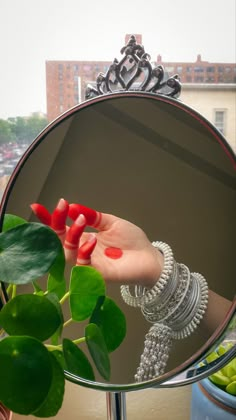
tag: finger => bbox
[30,203,51,226]
[68,203,116,230]
[68,203,101,227]
[51,198,69,236]
[76,233,97,265]
[64,214,87,263]
[64,214,87,250]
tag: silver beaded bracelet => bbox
[120,241,209,382]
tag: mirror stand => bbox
[106,392,127,420]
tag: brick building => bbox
[46,34,236,123]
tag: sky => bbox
[0,0,235,119]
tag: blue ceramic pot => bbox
[191,378,236,420]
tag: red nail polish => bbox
[69,204,100,227]
[64,215,86,250]
[30,203,51,226]
[77,235,97,262]
[51,198,69,232]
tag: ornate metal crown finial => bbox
[86,35,181,99]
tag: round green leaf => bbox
[63,338,95,381]
[209,372,231,387]
[85,323,110,381]
[0,222,62,284]
[33,352,65,417]
[0,336,52,414]
[69,266,106,321]
[51,350,66,370]
[226,381,236,395]
[47,273,66,299]
[0,294,62,341]
[2,214,27,232]
[90,296,126,353]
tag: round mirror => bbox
[0,92,235,392]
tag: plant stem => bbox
[73,337,86,345]
[60,291,70,305]
[46,343,63,351]
[63,318,73,328]
[12,284,17,299]
[46,336,86,351]
[6,284,13,296]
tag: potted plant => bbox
[191,341,236,419]
[0,214,126,417]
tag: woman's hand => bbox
[30,198,97,265]
[31,199,163,286]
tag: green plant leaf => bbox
[90,296,126,353]
[226,381,236,395]
[85,323,110,381]
[33,281,44,294]
[0,336,52,414]
[48,246,66,284]
[0,294,62,341]
[0,222,62,284]
[51,350,66,370]
[209,372,231,387]
[2,213,27,232]
[63,338,95,381]
[69,266,106,321]
[206,351,219,363]
[32,352,65,417]
[46,293,64,345]
[47,273,66,299]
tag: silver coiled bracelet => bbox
[120,241,208,382]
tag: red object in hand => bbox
[77,234,97,265]
[64,214,87,250]
[30,203,52,226]
[51,199,69,235]
[69,204,101,227]
[104,247,123,259]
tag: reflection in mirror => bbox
[1,93,235,389]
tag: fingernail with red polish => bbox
[51,198,69,233]
[30,203,51,226]
[76,234,97,264]
[64,214,86,250]
[69,204,100,227]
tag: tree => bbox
[0,119,16,145]
[0,114,49,146]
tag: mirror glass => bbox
[0,93,235,390]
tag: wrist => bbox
[145,247,164,288]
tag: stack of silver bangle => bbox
[120,241,209,382]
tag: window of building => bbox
[166,66,174,73]
[214,109,226,135]
[207,67,215,72]
[194,67,204,72]
[186,66,192,72]
[194,76,204,82]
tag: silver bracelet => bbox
[121,240,209,382]
[135,323,173,382]
[120,241,175,307]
